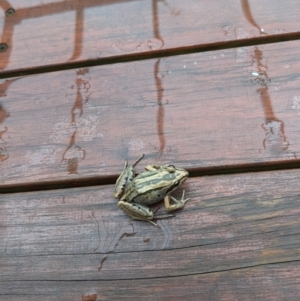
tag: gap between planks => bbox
[1,160,300,194]
[1,31,300,79]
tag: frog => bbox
[114,154,189,226]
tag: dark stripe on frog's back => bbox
[126,171,176,205]
[134,171,176,190]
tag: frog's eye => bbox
[166,180,180,194]
[165,164,176,172]
[174,180,180,187]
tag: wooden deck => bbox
[1,0,300,300]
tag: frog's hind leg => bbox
[118,200,155,223]
[114,160,129,198]
[114,155,144,199]
[118,200,173,226]
[144,164,160,171]
[164,191,190,212]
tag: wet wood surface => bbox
[1,0,300,300]
[1,40,300,187]
[0,0,300,72]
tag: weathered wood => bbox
[0,0,300,71]
[1,2,300,300]
[1,40,300,186]
[2,169,300,284]
[1,263,300,301]
[2,169,300,298]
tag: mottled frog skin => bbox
[114,155,189,226]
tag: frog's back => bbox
[125,170,170,205]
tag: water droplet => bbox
[170,9,180,16]
[147,39,163,50]
[183,65,186,68]
[252,72,259,76]
[292,96,300,110]
[273,83,281,92]
[222,25,232,36]
[101,79,108,87]
[111,43,121,53]
[25,146,58,165]
[128,139,145,151]
[36,97,45,105]
[135,42,145,51]
[235,27,253,39]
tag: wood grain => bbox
[1,263,300,301]
[1,1,300,300]
[0,0,300,72]
[1,40,300,186]
[1,169,300,298]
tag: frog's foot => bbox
[164,190,190,212]
[153,213,175,222]
[152,206,174,221]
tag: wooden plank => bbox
[1,40,300,186]
[2,169,300,276]
[1,263,300,300]
[2,169,300,298]
[0,0,300,72]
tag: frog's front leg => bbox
[114,154,144,198]
[117,200,173,226]
[164,190,190,212]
